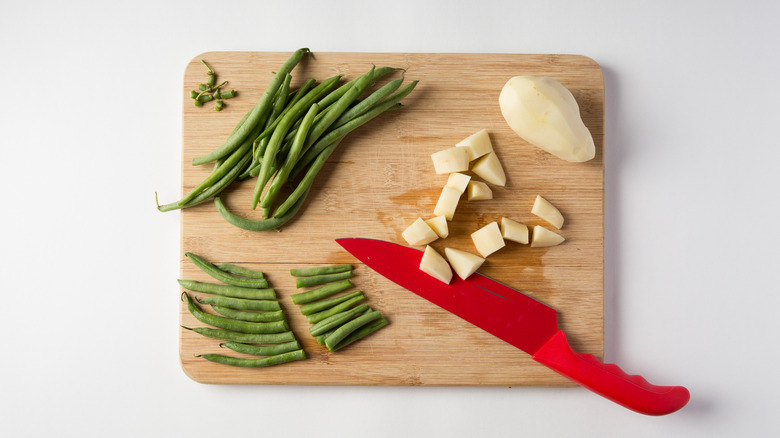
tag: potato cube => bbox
[424,216,449,239]
[433,186,462,220]
[531,195,564,229]
[530,225,565,247]
[431,146,470,174]
[444,247,485,280]
[500,217,529,244]
[402,217,439,246]
[456,129,493,161]
[446,172,471,194]
[419,245,453,284]
[470,221,505,257]
[467,180,492,201]
[470,152,506,186]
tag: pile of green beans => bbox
[180,252,306,368]
[157,48,418,232]
[290,264,389,352]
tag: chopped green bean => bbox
[195,295,281,311]
[196,349,306,367]
[211,306,285,323]
[220,341,301,356]
[190,90,199,99]
[185,252,269,288]
[295,270,353,288]
[298,290,363,315]
[215,264,265,279]
[215,100,224,111]
[290,264,352,277]
[177,279,275,299]
[330,316,389,351]
[309,304,368,336]
[183,293,288,333]
[182,326,296,343]
[307,294,365,324]
[290,279,353,305]
[325,310,383,351]
[217,90,236,99]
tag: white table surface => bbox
[2,0,778,436]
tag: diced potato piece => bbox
[402,217,439,246]
[446,172,471,194]
[419,245,452,284]
[455,129,493,161]
[431,146,470,174]
[500,217,529,244]
[530,225,565,248]
[467,180,492,201]
[470,222,505,257]
[470,152,506,186]
[424,216,449,239]
[433,186,462,220]
[444,247,485,280]
[531,195,564,229]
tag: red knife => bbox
[336,237,690,416]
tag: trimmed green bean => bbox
[298,290,363,315]
[196,349,306,367]
[177,279,275,299]
[295,270,353,288]
[192,48,309,166]
[290,279,352,305]
[215,264,265,279]
[330,316,389,351]
[182,326,296,344]
[324,310,382,351]
[330,76,404,130]
[309,304,368,336]
[290,264,352,277]
[211,306,285,323]
[185,252,269,288]
[195,295,281,311]
[316,66,399,108]
[183,293,288,333]
[307,294,365,324]
[215,100,224,111]
[213,187,310,231]
[220,341,301,357]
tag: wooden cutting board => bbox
[177,51,604,386]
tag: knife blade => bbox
[336,237,690,416]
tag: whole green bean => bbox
[298,290,363,315]
[295,270,353,288]
[290,279,353,305]
[252,74,293,159]
[185,252,269,288]
[331,75,404,129]
[220,341,301,357]
[309,304,368,336]
[195,295,281,311]
[213,187,310,231]
[215,264,266,279]
[182,326,296,344]
[177,279,275,299]
[196,349,306,367]
[211,306,285,323]
[307,294,365,324]
[192,48,309,166]
[183,293,288,333]
[290,264,352,277]
[324,310,383,351]
[316,66,399,108]
[330,316,389,352]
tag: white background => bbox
[1,0,778,436]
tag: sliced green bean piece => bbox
[290,264,352,277]
[330,316,389,352]
[211,306,285,323]
[182,326,296,344]
[290,279,352,305]
[298,290,363,315]
[183,293,288,333]
[296,270,353,288]
[215,100,224,111]
[307,294,365,324]
[185,252,269,288]
[195,295,281,311]
[213,187,310,231]
[196,349,306,367]
[177,279,275,299]
[324,310,383,351]
[216,264,266,279]
[309,304,368,336]
[192,48,309,166]
[220,341,301,356]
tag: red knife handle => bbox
[532,330,690,416]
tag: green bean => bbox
[290,279,352,305]
[324,310,382,351]
[298,290,363,315]
[330,316,389,351]
[211,306,285,322]
[215,100,224,111]
[183,293,288,333]
[195,295,281,311]
[330,76,404,129]
[192,48,309,166]
[215,264,265,279]
[259,102,320,210]
[194,100,203,107]
[220,341,301,356]
[182,326,296,344]
[213,187,310,231]
[190,90,199,99]
[295,270,353,288]
[290,264,352,277]
[316,66,399,108]
[196,349,306,367]
[217,90,236,99]
[177,279,275,299]
[177,135,254,207]
[309,304,368,336]
[185,252,269,288]
[307,294,365,324]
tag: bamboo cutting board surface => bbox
[177,51,604,386]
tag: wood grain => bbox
[176,52,604,386]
